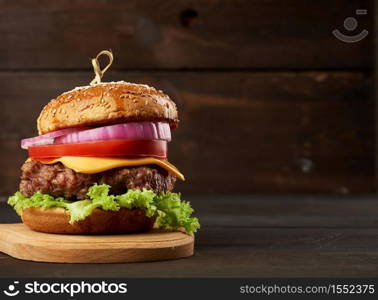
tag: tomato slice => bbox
[28,140,167,159]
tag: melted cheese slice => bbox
[33,157,185,181]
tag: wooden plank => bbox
[193,195,378,228]
[1,196,377,276]
[0,71,373,195]
[375,3,378,193]
[1,228,378,277]
[0,0,373,70]
[196,227,378,248]
[3,195,378,228]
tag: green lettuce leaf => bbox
[8,184,200,234]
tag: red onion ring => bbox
[21,127,88,149]
[21,122,171,149]
[55,122,171,144]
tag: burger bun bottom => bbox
[21,207,155,234]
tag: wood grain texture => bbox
[2,245,378,278]
[1,196,378,277]
[4,194,378,229]
[0,0,372,69]
[375,3,378,192]
[0,224,194,263]
[188,195,378,228]
[0,71,373,195]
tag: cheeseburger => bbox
[8,51,199,235]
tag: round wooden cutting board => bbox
[0,223,194,263]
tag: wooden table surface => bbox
[1,195,378,278]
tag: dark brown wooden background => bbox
[0,0,374,195]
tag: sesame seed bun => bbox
[21,207,155,234]
[37,81,178,135]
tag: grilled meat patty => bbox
[20,160,176,200]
